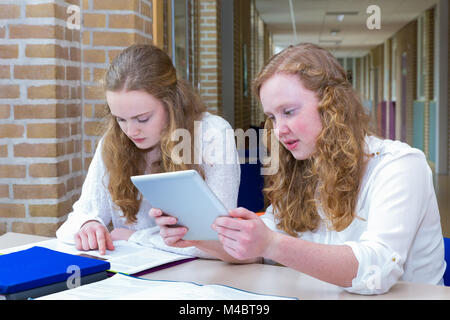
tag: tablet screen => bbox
[131,170,228,240]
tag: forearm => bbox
[193,240,260,264]
[265,232,358,287]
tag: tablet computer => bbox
[131,170,228,240]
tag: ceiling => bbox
[255,0,438,57]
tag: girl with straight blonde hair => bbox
[56,44,240,258]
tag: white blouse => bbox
[56,112,240,258]
[261,135,446,295]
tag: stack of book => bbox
[0,246,110,300]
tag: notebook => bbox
[0,246,110,296]
[38,273,298,300]
[0,239,196,276]
[1,271,107,300]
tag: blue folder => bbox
[0,246,110,294]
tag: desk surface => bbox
[1,232,450,300]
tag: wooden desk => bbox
[1,232,450,300]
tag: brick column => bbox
[0,1,82,235]
[198,0,222,115]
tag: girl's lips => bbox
[132,137,146,143]
[284,140,299,151]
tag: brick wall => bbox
[0,1,83,236]
[0,0,153,236]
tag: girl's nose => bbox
[275,120,289,138]
[126,122,140,137]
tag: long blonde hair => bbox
[102,44,206,223]
[253,43,372,235]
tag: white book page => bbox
[0,239,192,275]
[38,273,296,300]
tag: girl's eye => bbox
[116,117,125,123]
[137,118,149,123]
[284,109,295,115]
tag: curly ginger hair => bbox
[253,43,373,235]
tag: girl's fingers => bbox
[155,215,177,226]
[96,228,107,255]
[105,231,115,251]
[149,208,163,218]
[80,231,90,251]
[87,229,98,250]
[213,223,240,241]
[229,207,259,220]
[160,226,187,238]
[164,235,184,246]
[215,208,259,230]
[74,233,82,251]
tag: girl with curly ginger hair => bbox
[208,43,445,294]
[56,44,240,258]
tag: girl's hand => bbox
[149,208,194,248]
[75,220,115,255]
[212,207,274,260]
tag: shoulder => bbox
[198,112,233,144]
[365,135,428,171]
[90,136,106,164]
[84,136,109,177]
[362,136,433,198]
[199,112,232,131]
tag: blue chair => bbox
[444,237,450,286]
[237,132,265,213]
[237,161,264,213]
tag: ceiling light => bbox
[337,14,345,22]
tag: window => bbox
[417,14,426,100]
[171,0,198,88]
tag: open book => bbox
[38,273,297,300]
[0,239,196,276]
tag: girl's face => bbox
[106,90,168,150]
[260,73,323,160]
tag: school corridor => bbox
[0,0,449,237]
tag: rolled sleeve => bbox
[344,239,403,294]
